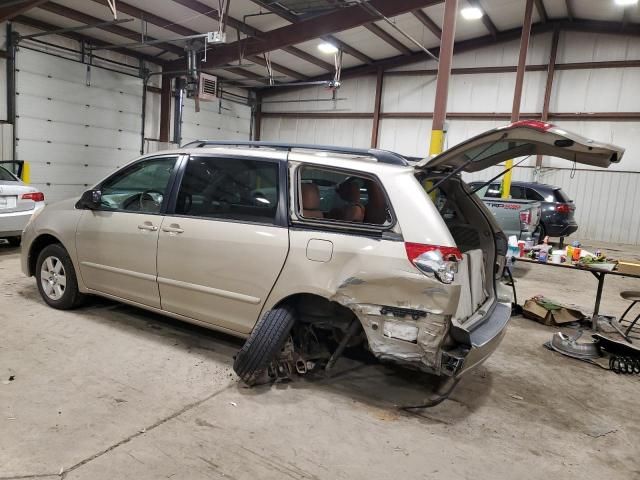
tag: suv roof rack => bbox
[181,140,409,166]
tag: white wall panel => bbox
[262,76,376,113]
[557,32,640,63]
[16,49,143,203]
[261,117,372,148]
[181,96,251,145]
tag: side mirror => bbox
[76,189,102,210]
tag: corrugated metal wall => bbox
[260,31,640,245]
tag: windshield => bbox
[0,165,17,181]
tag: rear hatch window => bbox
[553,188,571,203]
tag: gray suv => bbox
[471,181,577,240]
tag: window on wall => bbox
[174,156,279,224]
[298,166,391,226]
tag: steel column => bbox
[429,0,457,156]
[501,0,534,199]
[253,90,262,141]
[536,29,560,169]
[370,68,384,148]
[159,68,172,143]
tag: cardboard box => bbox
[523,298,584,326]
[616,260,640,276]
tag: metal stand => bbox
[590,270,605,331]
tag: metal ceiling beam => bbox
[467,0,499,39]
[88,0,308,80]
[534,0,548,23]
[38,2,184,56]
[247,0,374,64]
[303,18,640,82]
[169,0,443,71]
[363,22,412,55]
[412,9,442,39]
[565,0,574,22]
[0,0,47,22]
[13,15,164,65]
[170,0,330,72]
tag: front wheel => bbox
[35,243,85,309]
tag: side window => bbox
[175,156,279,224]
[484,183,501,198]
[526,188,545,201]
[100,157,177,213]
[509,185,525,200]
[298,166,391,226]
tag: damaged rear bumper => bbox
[356,300,511,378]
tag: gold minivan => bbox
[21,121,623,401]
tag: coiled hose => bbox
[609,356,640,375]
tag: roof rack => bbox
[180,140,409,166]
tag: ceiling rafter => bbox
[363,22,413,55]
[37,2,184,56]
[168,0,443,71]
[467,0,499,39]
[268,18,640,87]
[88,0,307,80]
[412,8,441,39]
[247,0,374,64]
[13,15,164,65]
[0,0,48,22]
[534,0,548,23]
[170,0,332,72]
[565,0,575,22]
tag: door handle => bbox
[162,224,184,234]
[137,222,158,231]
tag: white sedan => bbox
[0,165,45,247]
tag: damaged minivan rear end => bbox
[234,121,623,398]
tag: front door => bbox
[156,154,289,334]
[76,156,180,308]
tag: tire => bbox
[35,243,86,309]
[7,236,21,247]
[233,305,296,386]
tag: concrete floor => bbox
[1,241,640,480]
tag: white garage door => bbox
[15,48,143,203]
[181,96,251,145]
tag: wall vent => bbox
[198,73,218,101]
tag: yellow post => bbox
[501,159,513,198]
[429,129,445,157]
[22,162,31,184]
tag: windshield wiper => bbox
[467,155,531,196]
[426,133,507,194]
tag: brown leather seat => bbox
[301,183,324,218]
[364,180,387,224]
[333,179,364,222]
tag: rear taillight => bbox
[22,192,45,202]
[519,209,532,225]
[556,203,571,214]
[405,242,461,284]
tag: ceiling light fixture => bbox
[614,0,638,5]
[318,42,339,54]
[461,6,483,20]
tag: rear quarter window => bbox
[0,166,17,181]
[553,189,571,203]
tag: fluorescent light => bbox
[318,42,339,54]
[615,0,638,5]
[461,7,483,19]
